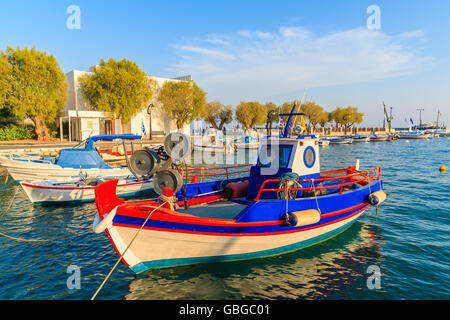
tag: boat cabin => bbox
[246,136,320,200]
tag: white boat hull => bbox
[100,210,363,273]
[20,179,153,204]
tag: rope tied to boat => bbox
[311,178,321,214]
[91,201,168,300]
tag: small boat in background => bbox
[349,135,370,142]
[369,133,389,142]
[234,136,260,149]
[318,139,330,146]
[193,134,235,153]
[0,134,140,181]
[323,137,353,144]
[397,131,433,139]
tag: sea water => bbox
[0,138,448,299]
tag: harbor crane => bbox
[383,101,393,132]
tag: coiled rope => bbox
[91,201,167,300]
[277,172,301,200]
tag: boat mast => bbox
[280,101,304,138]
[436,109,441,128]
[416,108,424,129]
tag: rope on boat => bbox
[0,230,74,243]
[91,201,168,300]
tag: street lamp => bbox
[147,103,154,140]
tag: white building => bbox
[59,70,192,141]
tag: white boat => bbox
[397,130,433,139]
[20,175,153,204]
[318,139,330,146]
[234,136,260,149]
[192,134,235,153]
[0,134,138,182]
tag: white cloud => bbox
[169,26,430,104]
[179,45,235,61]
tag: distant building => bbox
[59,70,192,141]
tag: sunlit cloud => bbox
[169,26,430,104]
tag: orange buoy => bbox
[439,165,446,172]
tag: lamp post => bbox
[147,103,154,140]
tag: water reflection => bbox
[124,222,384,300]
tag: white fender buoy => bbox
[368,190,387,206]
[285,209,320,227]
[93,206,118,233]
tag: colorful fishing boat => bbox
[0,134,139,181]
[20,175,153,204]
[92,102,386,273]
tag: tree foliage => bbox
[300,101,328,132]
[202,101,233,130]
[79,58,156,124]
[265,102,279,123]
[329,106,364,133]
[235,101,266,130]
[158,80,207,129]
[0,46,68,141]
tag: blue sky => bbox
[0,0,449,127]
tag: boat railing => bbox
[254,166,381,201]
[180,164,252,182]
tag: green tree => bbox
[235,101,266,130]
[318,110,329,128]
[264,102,279,122]
[301,101,328,132]
[329,106,364,134]
[79,58,156,125]
[158,80,207,129]
[0,46,68,141]
[202,101,233,130]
